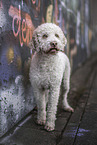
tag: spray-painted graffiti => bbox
[9,5,34,47]
[32,0,36,5]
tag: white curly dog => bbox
[29,23,74,131]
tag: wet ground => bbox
[0,53,97,145]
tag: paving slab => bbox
[57,68,96,145]
[75,69,97,145]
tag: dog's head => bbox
[29,23,67,54]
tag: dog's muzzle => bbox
[46,41,59,54]
[46,47,59,54]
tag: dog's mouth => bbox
[46,47,59,54]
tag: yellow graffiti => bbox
[46,5,53,23]
[17,56,22,71]
[7,47,14,64]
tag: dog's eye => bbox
[55,34,59,38]
[42,34,48,39]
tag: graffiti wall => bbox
[0,0,91,137]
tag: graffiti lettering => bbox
[9,5,35,47]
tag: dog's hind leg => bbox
[62,87,74,112]
[62,61,74,112]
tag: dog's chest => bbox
[39,57,63,76]
[30,52,66,87]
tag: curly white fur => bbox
[29,23,74,131]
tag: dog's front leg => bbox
[33,88,46,125]
[45,87,60,131]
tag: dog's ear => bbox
[29,39,34,49]
[65,37,67,46]
[29,30,40,52]
[63,36,67,47]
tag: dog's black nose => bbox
[50,42,57,47]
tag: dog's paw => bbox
[44,125,55,132]
[63,106,74,112]
[37,119,46,126]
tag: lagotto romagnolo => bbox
[29,23,74,131]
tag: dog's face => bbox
[29,23,67,54]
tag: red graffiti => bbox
[0,0,3,9]
[32,0,41,18]
[32,0,36,4]
[9,5,35,47]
